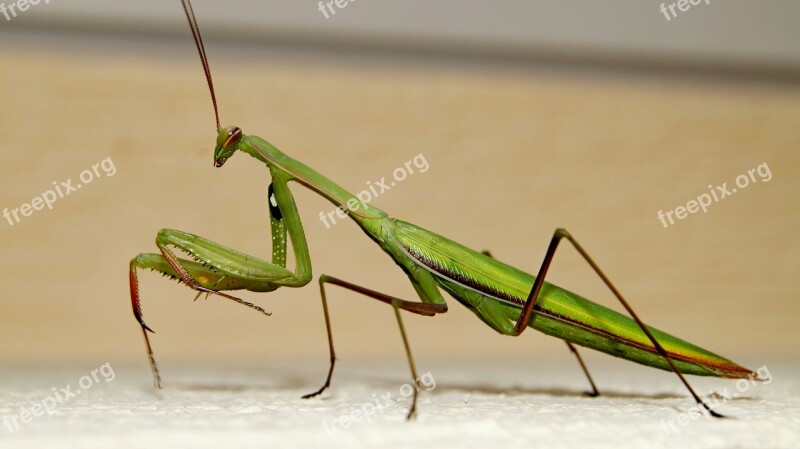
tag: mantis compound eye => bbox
[222,126,242,149]
[214,126,243,167]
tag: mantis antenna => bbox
[180,0,221,130]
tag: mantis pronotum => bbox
[128,0,762,420]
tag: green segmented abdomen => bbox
[389,219,757,379]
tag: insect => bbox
[129,0,762,420]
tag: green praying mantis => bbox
[129,0,763,420]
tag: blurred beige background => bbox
[0,1,798,379]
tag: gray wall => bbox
[2,0,798,76]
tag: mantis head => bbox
[181,3,275,169]
[214,126,243,167]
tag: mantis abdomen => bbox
[388,219,754,379]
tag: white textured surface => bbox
[0,358,798,449]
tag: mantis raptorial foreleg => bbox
[129,174,313,388]
[305,270,447,420]
[513,228,722,417]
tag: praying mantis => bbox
[128,0,763,420]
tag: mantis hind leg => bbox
[565,341,600,397]
[481,249,600,397]
[512,228,723,417]
[304,272,447,420]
